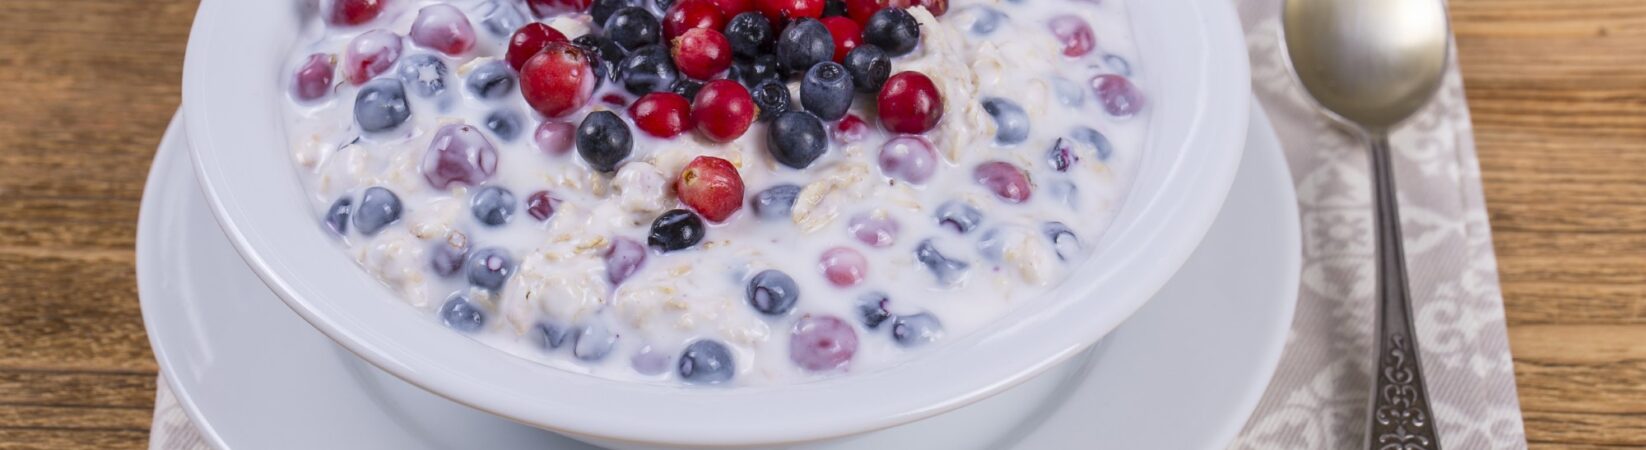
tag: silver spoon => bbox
[1282,0,1450,448]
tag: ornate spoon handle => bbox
[1366,135,1442,450]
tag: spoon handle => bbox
[1366,135,1442,450]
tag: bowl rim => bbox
[181,0,1250,446]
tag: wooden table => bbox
[0,0,1639,448]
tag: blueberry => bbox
[679,339,735,384]
[891,313,943,347]
[470,185,517,226]
[766,110,827,169]
[573,323,618,361]
[605,7,661,52]
[975,228,1007,261]
[725,12,774,58]
[652,0,675,14]
[618,45,678,95]
[1047,179,1079,209]
[535,322,573,349]
[1043,222,1080,261]
[800,61,853,120]
[324,197,351,236]
[354,79,411,133]
[1047,138,1078,172]
[466,60,516,100]
[745,269,799,315]
[981,97,1030,145]
[934,201,982,234]
[915,239,969,285]
[466,247,514,291]
[671,78,704,99]
[1103,54,1133,77]
[397,54,450,98]
[863,8,920,56]
[478,0,527,37]
[574,34,628,82]
[352,186,402,236]
[750,80,792,121]
[750,184,802,219]
[439,294,487,333]
[429,242,468,277]
[857,292,892,329]
[484,109,523,142]
[592,0,645,26]
[1051,76,1085,107]
[775,19,834,76]
[822,0,847,17]
[963,6,1005,35]
[1071,126,1114,160]
[729,54,783,89]
[842,45,890,93]
[576,111,633,173]
[648,209,705,251]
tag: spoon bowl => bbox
[1284,0,1450,131]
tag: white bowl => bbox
[181,0,1249,447]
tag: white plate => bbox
[138,102,1297,450]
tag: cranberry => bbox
[834,113,869,143]
[507,23,570,71]
[974,161,1032,203]
[328,0,386,26]
[692,80,758,142]
[343,30,403,85]
[601,93,631,107]
[672,28,734,80]
[526,190,560,221]
[676,156,746,222]
[876,71,944,134]
[1090,74,1145,117]
[535,120,577,155]
[910,0,947,16]
[604,237,648,285]
[292,53,336,101]
[664,0,727,40]
[520,42,596,118]
[847,212,899,247]
[709,0,756,17]
[789,315,858,372]
[819,247,867,287]
[422,124,499,190]
[410,4,477,55]
[843,0,886,26]
[629,92,695,138]
[877,135,938,184]
[1047,15,1095,57]
[527,0,593,16]
[757,0,825,27]
[819,17,862,63]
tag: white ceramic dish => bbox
[180,0,1249,446]
[141,103,1295,449]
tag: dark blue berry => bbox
[397,54,450,98]
[749,184,802,219]
[1047,138,1078,172]
[981,97,1030,145]
[766,110,827,169]
[775,19,834,76]
[963,6,1005,35]
[574,34,628,82]
[648,209,705,252]
[729,54,783,89]
[354,79,411,133]
[671,78,704,99]
[863,8,920,56]
[746,269,799,315]
[478,0,527,37]
[725,12,775,58]
[822,0,847,17]
[466,60,516,100]
[915,239,969,285]
[484,109,523,142]
[429,243,468,277]
[1103,54,1132,76]
[750,80,792,121]
[891,313,943,347]
[324,197,351,236]
[466,247,514,291]
[605,7,661,52]
[1043,222,1080,261]
[592,0,645,27]
[352,186,402,236]
[573,323,618,361]
[618,45,678,95]
[576,111,633,173]
[535,322,573,349]
[842,45,890,93]
[652,0,675,14]
[679,339,735,384]
[439,294,487,333]
[800,61,853,120]
[857,292,892,329]
[934,201,982,234]
[1072,126,1115,161]
[470,185,517,226]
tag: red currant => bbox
[292,53,336,101]
[692,80,758,142]
[328,0,386,26]
[526,190,561,221]
[757,0,825,27]
[629,92,696,138]
[520,42,596,118]
[819,247,867,287]
[910,0,947,16]
[974,161,1032,203]
[843,0,886,26]
[507,23,569,71]
[664,0,727,40]
[1048,15,1095,57]
[343,30,402,85]
[834,113,869,143]
[1090,74,1145,117]
[876,71,944,134]
[410,4,477,55]
[676,156,746,222]
[819,17,862,63]
[671,28,734,80]
[535,120,576,155]
[709,0,756,17]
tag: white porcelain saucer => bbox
[137,101,1299,450]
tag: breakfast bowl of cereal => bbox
[181,0,1248,446]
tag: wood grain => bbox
[0,0,1640,448]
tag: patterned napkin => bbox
[149,1,1528,448]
